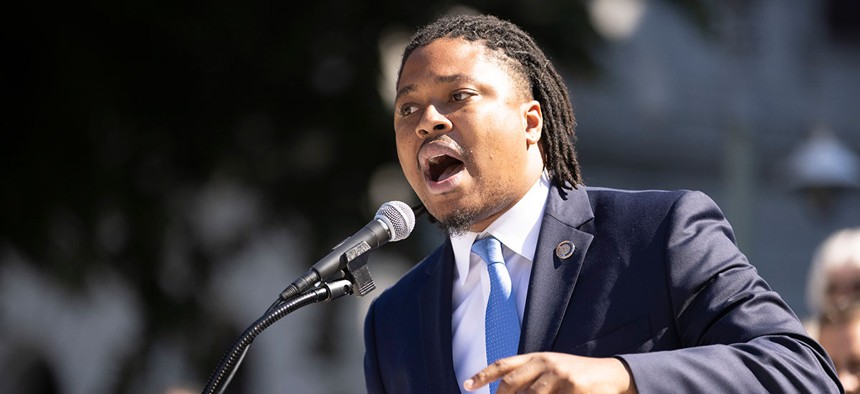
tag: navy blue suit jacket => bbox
[364,185,841,393]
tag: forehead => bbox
[396,37,520,95]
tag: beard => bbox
[431,192,518,237]
[436,206,481,237]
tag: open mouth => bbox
[427,154,465,182]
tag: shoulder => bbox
[571,186,729,242]
[584,185,702,205]
[583,186,720,218]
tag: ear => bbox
[522,100,542,146]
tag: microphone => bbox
[279,200,416,301]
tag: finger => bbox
[464,355,532,391]
[494,359,547,394]
[526,373,559,394]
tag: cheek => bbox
[394,135,421,178]
[393,126,413,155]
[481,130,526,165]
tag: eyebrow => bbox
[395,73,477,101]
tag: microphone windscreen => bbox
[375,201,415,242]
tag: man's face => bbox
[820,318,860,393]
[394,37,544,233]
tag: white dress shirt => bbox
[450,174,550,394]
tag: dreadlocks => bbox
[398,13,583,194]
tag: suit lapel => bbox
[521,185,595,354]
[411,184,595,386]
[417,240,460,391]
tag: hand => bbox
[463,352,637,394]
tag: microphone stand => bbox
[202,251,377,394]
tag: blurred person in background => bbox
[807,228,860,319]
[805,227,860,392]
[818,301,860,394]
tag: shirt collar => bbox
[450,173,551,286]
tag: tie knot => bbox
[472,236,504,266]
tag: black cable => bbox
[264,296,285,315]
[202,287,329,394]
[411,203,427,219]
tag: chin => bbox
[430,204,483,237]
[420,194,456,217]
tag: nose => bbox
[415,104,452,139]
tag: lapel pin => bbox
[555,240,575,259]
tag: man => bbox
[819,303,860,393]
[363,13,840,393]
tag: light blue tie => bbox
[472,236,521,394]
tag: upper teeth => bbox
[428,155,445,165]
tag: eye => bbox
[451,91,474,102]
[398,103,419,116]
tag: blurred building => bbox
[571,0,860,317]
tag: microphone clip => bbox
[343,241,376,297]
[314,236,377,299]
